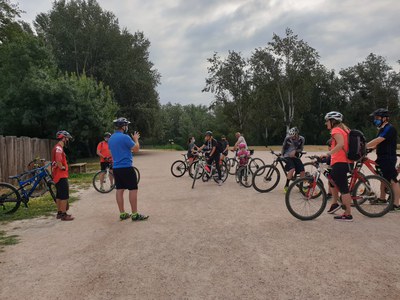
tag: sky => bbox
[17,0,400,106]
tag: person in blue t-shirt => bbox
[108,117,149,221]
[367,108,400,211]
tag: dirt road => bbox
[1,150,400,299]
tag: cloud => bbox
[17,0,400,105]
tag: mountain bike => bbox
[252,149,314,193]
[285,155,394,220]
[191,153,228,189]
[227,149,265,175]
[170,154,198,178]
[92,165,141,193]
[0,162,56,214]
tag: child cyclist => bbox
[237,143,250,167]
[322,111,353,221]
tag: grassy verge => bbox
[0,230,19,251]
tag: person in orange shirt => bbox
[52,130,74,221]
[96,132,114,191]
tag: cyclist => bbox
[96,132,114,192]
[197,131,223,186]
[237,143,250,166]
[220,135,229,162]
[108,117,149,221]
[281,127,305,193]
[322,111,353,221]
[52,130,74,221]
[366,108,400,211]
[187,136,198,165]
[233,132,247,151]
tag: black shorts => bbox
[330,163,351,194]
[284,157,304,173]
[113,167,138,190]
[377,159,398,183]
[100,162,112,171]
[56,178,69,200]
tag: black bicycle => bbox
[93,165,140,193]
[252,149,315,193]
[170,154,198,178]
[0,162,56,214]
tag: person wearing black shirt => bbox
[220,135,229,161]
[197,131,222,186]
[367,108,400,211]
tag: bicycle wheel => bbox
[212,161,229,183]
[0,183,21,214]
[227,158,238,175]
[171,160,187,177]
[134,167,140,184]
[239,166,253,188]
[252,165,280,193]
[285,177,327,221]
[303,162,317,177]
[189,161,203,179]
[249,158,265,174]
[92,170,115,193]
[192,163,204,189]
[352,175,394,218]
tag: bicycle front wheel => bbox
[227,158,238,175]
[0,183,21,214]
[93,170,115,193]
[171,160,187,177]
[238,166,253,188]
[192,163,204,189]
[252,165,280,193]
[249,158,265,174]
[285,177,327,221]
[352,175,394,218]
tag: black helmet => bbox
[104,132,111,137]
[113,117,130,128]
[56,130,73,140]
[370,108,389,118]
[205,131,213,136]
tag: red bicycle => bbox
[285,155,394,220]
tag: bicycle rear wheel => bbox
[249,158,265,174]
[212,161,228,183]
[0,183,21,214]
[352,175,394,217]
[238,166,253,188]
[285,177,327,221]
[171,160,187,177]
[252,165,280,193]
[93,170,115,193]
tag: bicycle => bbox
[285,155,394,220]
[191,152,228,189]
[170,154,198,178]
[252,149,315,193]
[227,149,265,175]
[0,162,56,214]
[235,157,253,188]
[92,164,141,193]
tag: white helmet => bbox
[324,111,343,122]
[288,127,299,136]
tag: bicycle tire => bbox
[134,167,140,184]
[92,170,115,193]
[171,160,187,177]
[352,175,394,218]
[303,162,317,177]
[285,177,327,221]
[252,164,280,193]
[212,161,229,183]
[238,166,253,188]
[227,158,238,175]
[0,182,22,214]
[249,158,265,174]
[192,163,201,189]
[189,162,203,179]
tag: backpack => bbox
[216,140,225,154]
[347,129,366,161]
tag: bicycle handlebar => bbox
[9,162,52,179]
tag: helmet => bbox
[324,111,343,122]
[370,108,389,118]
[205,131,213,136]
[288,127,299,137]
[113,117,130,128]
[56,130,73,140]
[238,143,246,149]
[104,132,111,138]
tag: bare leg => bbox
[391,181,400,206]
[287,169,295,180]
[330,186,339,205]
[299,171,305,178]
[56,199,62,212]
[341,193,352,215]
[128,189,138,213]
[99,172,105,188]
[116,189,125,213]
[59,200,68,213]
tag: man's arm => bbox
[96,144,105,158]
[130,132,140,153]
[367,137,385,149]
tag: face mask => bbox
[192,139,195,143]
[373,119,382,127]
[105,138,109,142]
[124,126,129,134]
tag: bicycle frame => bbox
[269,149,306,178]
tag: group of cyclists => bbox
[186,108,399,222]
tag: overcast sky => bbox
[17,0,400,106]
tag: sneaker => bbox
[131,213,149,221]
[390,205,400,212]
[371,198,388,205]
[119,212,131,220]
[334,214,353,222]
[327,203,341,214]
[218,180,223,186]
[284,186,288,193]
[60,213,74,221]
[56,212,62,219]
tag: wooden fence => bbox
[0,136,55,183]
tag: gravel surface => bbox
[1,150,400,300]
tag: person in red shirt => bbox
[96,132,114,191]
[52,130,74,221]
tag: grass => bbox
[0,230,19,251]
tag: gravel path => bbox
[1,150,400,300]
